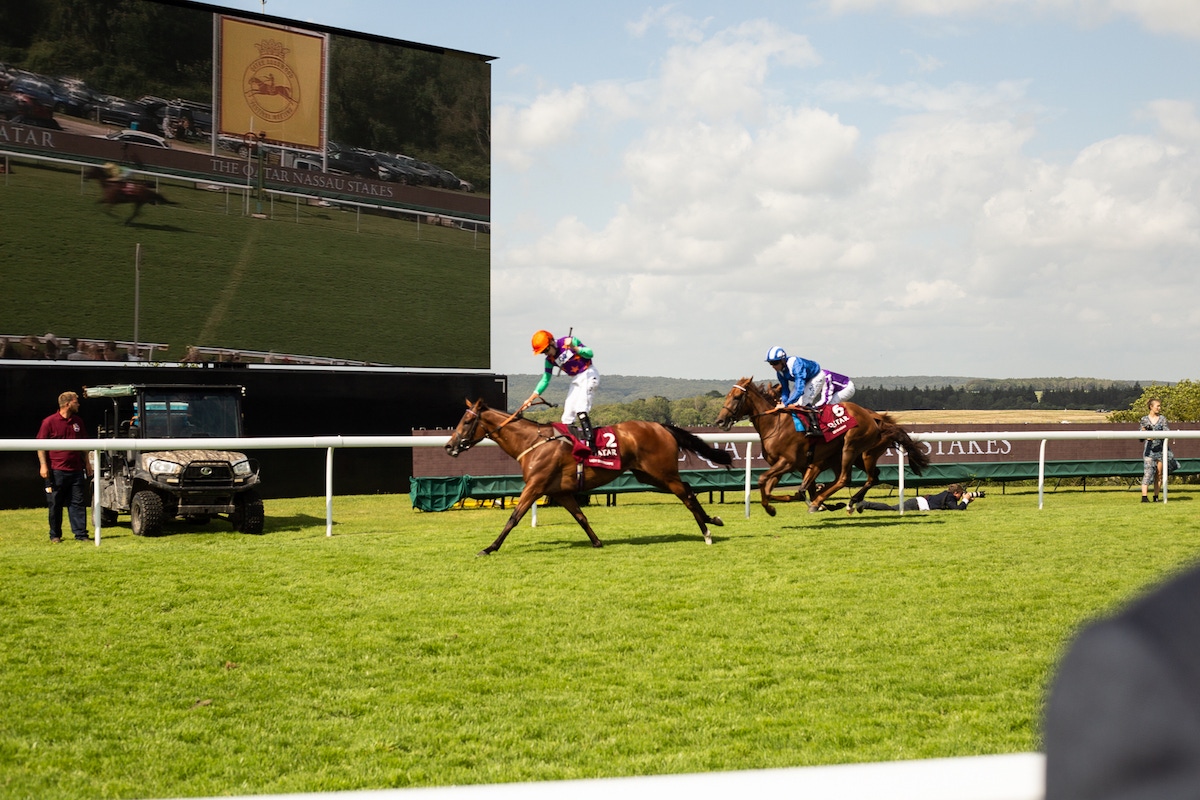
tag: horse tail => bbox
[665,424,733,467]
[877,416,930,475]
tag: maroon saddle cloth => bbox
[816,403,857,442]
[551,423,621,470]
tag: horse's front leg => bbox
[479,484,543,556]
[757,459,796,517]
[788,444,817,502]
[555,493,603,548]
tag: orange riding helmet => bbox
[531,330,554,354]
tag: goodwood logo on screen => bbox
[243,38,300,123]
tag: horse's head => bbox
[445,398,489,457]
[716,377,757,431]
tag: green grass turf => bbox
[0,159,489,367]
[2,484,1198,798]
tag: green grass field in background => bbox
[2,484,1198,799]
[0,160,489,367]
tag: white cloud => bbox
[901,49,945,73]
[492,6,1200,381]
[818,0,1200,40]
[1144,99,1200,143]
[492,85,591,169]
[656,19,820,121]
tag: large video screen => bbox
[0,0,491,369]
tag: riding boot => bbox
[803,406,821,436]
[576,413,595,453]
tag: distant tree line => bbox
[525,383,1160,427]
[526,393,728,428]
[852,383,1145,412]
[1108,380,1200,423]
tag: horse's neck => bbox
[481,413,542,457]
[747,389,799,441]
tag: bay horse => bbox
[85,166,176,224]
[715,377,930,516]
[445,399,733,555]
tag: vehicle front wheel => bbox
[230,491,264,534]
[131,490,164,537]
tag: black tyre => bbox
[100,507,119,525]
[130,490,164,537]
[230,491,264,534]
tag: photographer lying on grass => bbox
[848,483,982,515]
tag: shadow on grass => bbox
[834,516,952,528]
[94,513,332,538]
[264,513,328,533]
[769,514,952,530]
[121,221,189,232]
[508,532,727,552]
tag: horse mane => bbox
[734,377,779,402]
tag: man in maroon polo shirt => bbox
[36,391,93,542]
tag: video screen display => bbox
[0,0,492,369]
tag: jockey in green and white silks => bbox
[525,330,600,450]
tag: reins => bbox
[727,381,786,421]
[458,404,566,461]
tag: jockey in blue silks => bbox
[765,346,855,431]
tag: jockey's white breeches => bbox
[562,366,599,424]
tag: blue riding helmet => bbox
[765,346,787,363]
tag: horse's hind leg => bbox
[634,469,721,545]
[846,455,881,507]
[555,493,603,549]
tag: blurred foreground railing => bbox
[140,751,1045,800]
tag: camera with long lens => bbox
[973,489,986,499]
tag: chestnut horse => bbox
[85,166,176,224]
[715,377,930,516]
[445,399,732,555]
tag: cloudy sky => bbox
[211,0,1200,382]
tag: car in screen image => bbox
[96,96,159,131]
[95,128,170,148]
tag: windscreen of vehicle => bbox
[140,391,242,438]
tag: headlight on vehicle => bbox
[149,459,183,476]
[232,459,253,477]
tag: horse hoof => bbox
[476,549,491,557]
[764,506,776,517]
[593,541,604,549]
[710,516,724,527]
[704,534,712,545]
